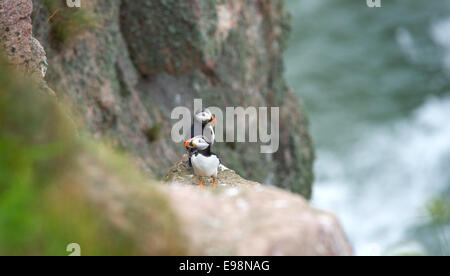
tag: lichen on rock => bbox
[0,0,48,81]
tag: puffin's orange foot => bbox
[212,177,216,189]
[199,177,205,189]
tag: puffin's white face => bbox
[184,136,210,151]
[194,109,217,125]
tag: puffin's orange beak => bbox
[184,139,191,148]
[184,138,194,148]
[212,115,217,125]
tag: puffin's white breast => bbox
[191,154,220,177]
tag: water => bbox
[284,0,450,255]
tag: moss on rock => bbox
[0,58,187,255]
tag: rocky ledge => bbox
[162,156,353,256]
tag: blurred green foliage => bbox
[427,198,450,225]
[0,58,185,255]
[425,197,450,255]
[0,57,130,255]
[405,196,450,256]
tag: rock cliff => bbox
[0,0,352,256]
[0,0,47,81]
[29,0,314,198]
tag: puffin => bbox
[187,109,216,166]
[190,109,216,144]
[184,136,220,189]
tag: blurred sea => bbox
[284,0,450,255]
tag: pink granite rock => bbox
[0,0,47,80]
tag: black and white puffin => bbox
[187,109,216,166]
[190,109,216,144]
[184,136,220,189]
